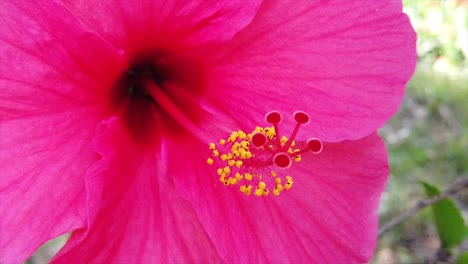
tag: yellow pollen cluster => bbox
[208,127,301,197]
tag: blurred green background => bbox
[374,0,468,263]
[26,1,468,263]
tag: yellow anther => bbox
[254,188,263,196]
[228,177,238,185]
[275,178,281,184]
[240,140,249,149]
[240,185,252,195]
[212,150,219,156]
[239,148,247,155]
[228,160,236,167]
[221,154,228,161]
[276,184,284,192]
[294,155,301,162]
[207,158,214,165]
[217,168,223,175]
[209,143,216,150]
[238,130,247,139]
[223,166,231,175]
[235,160,243,168]
[226,153,233,160]
[235,172,243,180]
[273,189,280,196]
[228,132,238,142]
[219,139,226,145]
[232,150,240,157]
[258,181,266,189]
[284,179,293,189]
[263,189,270,196]
[291,140,296,147]
[265,127,275,138]
[284,176,293,189]
[280,136,288,146]
[231,143,240,153]
[245,173,253,181]
[270,171,277,177]
[239,148,246,159]
[254,126,263,133]
[242,151,252,159]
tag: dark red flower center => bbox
[111,51,207,147]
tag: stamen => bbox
[207,111,322,197]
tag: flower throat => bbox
[208,111,323,197]
[112,52,206,145]
[110,59,167,145]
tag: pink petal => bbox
[0,2,121,262]
[0,112,101,263]
[52,119,222,263]
[62,0,262,53]
[207,0,417,141]
[169,133,388,263]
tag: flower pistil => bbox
[208,111,323,196]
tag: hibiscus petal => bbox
[169,133,388,263]
[208,0,417,141]
[62,0,262,52]
[52,119,222,263]
[0,111,101,263]
[0,1,121,262]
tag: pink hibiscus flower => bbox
[0,0,416,263]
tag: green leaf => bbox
[456,252,468,264]
[421,181,466,250]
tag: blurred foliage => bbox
[422,181,466,250]
[376,65,468,264]
[456,252,468,264]
[375,1,468,263]
[403,0,468,74]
